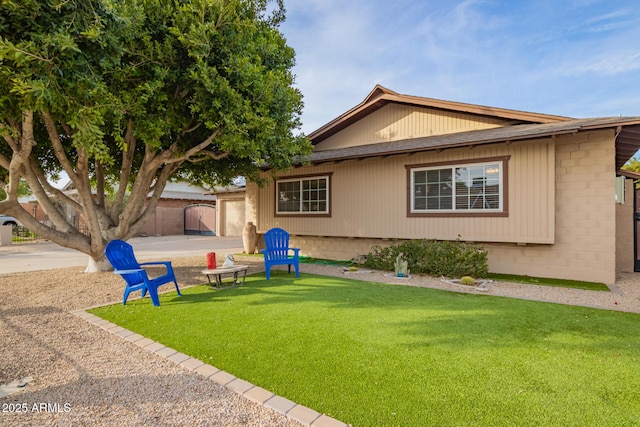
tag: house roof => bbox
[59,181,217,201]
[300,116,640,170]
[156,182,217,201]
[205,184,246,195]
[307,85,573,144]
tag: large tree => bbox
[0,0,310,271]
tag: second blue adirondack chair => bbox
[261,228,300,280]
[105,239,182,306]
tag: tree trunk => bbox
[85,254,113,273]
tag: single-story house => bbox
[246,85,640,284]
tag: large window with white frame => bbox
[276,175,330,215]
[408,158,507,215]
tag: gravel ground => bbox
[1,255,639,426]
[331,264,640,314]
[0,257,299,427]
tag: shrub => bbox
[364,239,488,278]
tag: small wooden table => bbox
[202,265,249,288]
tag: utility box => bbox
[615,176,626,204]
[0,225,12,246]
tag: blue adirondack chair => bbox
[104,239,181,306]
[261,228,300,280]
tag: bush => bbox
[364,239,488,278]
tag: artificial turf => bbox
[89,272,640,426]
[486,273,610,291]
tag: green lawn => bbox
[89,272,640,426]
[487,273,610,291]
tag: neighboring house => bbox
[23,181,217,236]
[246,85,640,284]
[141,181,217,236]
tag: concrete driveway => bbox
[0,235,243,274]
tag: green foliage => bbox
[0,0,311,258]
[621,156,640,189]
[0,178,30,200]
[622,156,640,174]
[0,0,310,186]
[364,239,489,278]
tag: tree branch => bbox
[73,148,107,249]
[162,129,227,165]
[185,149,231,163]
[0,123,18,150]
[111,119,136,221]
[28,157,83,212]
[124,163,181,239]
[41,112,80,182]
[181,122,201,135]
[96,159,105,207]
[0,152,10,170]
[5,111,36,200]
[183,129,221,158]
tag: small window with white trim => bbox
[409,159,505,214]
[276,175,330,215]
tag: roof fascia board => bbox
[304,118,640,166]
[382,93,572,124]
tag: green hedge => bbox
[364,239,488,278]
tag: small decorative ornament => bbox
[222,254,235,268]
[394,253,409,277]
[242,222,258,254]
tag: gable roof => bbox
[308,85,573,144]
[300,116,640,170]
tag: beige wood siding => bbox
[250,129,619,284]
[314,104,512,151]
[254,138,555,244]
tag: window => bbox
[408,158,507,215]
[276,175,330,215]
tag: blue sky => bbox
[279,0,640,134]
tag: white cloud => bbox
[279,0,640,133]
